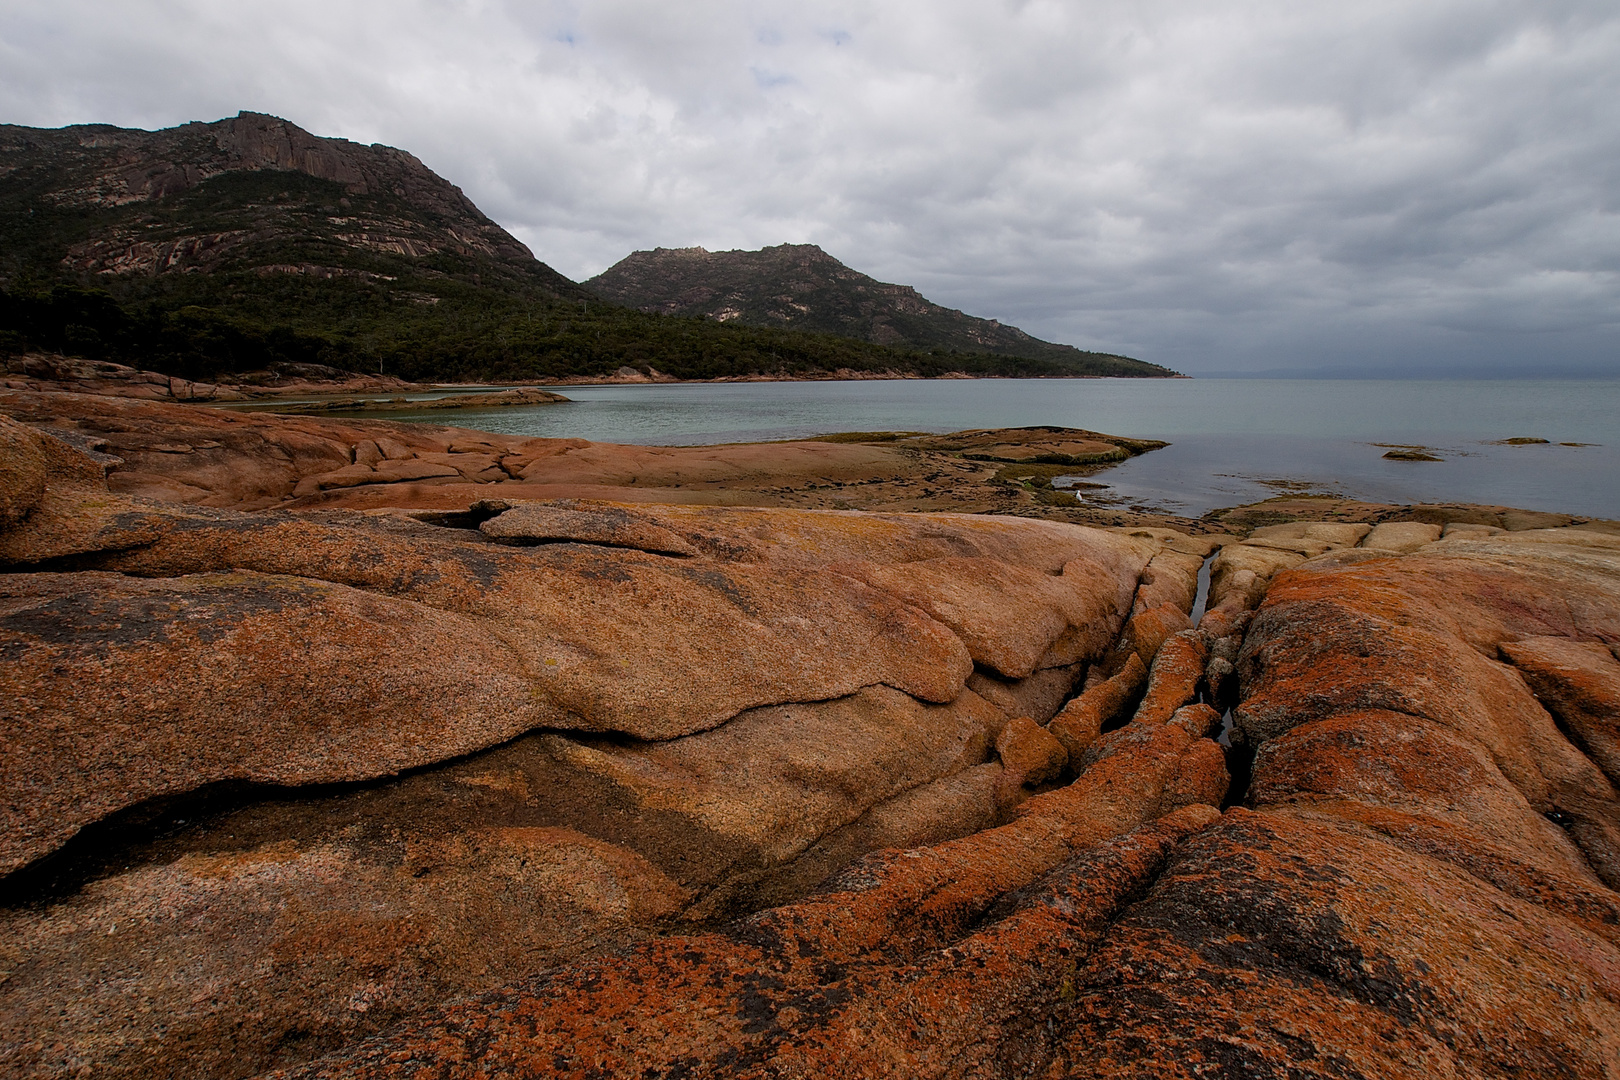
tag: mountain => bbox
[0,113,1175,382]
[586,244,1150,372]
[2,111,573,279]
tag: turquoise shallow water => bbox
[384,378,1620,519]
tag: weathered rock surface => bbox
[1360,519,1444,551]
[994,714,1069,798]
[1,568,551,874]
[2,491,1162,876]
[0,391,1181,517]
[0,414,1168,1080]
[0,414,49,524]
[1047,651,1148,758]
[1503,635,1620,787]
[263,722,1231,1080]
[227,523,1619,1080]
[7,392,1620,1080]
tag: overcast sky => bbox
[2,1,1616,374]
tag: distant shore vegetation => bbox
[1,156,1173,382]
[0,278,1170,383]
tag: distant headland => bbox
[0,112,1175,386]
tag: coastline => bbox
[1,353,1185,413]
[3,388,1619,1078]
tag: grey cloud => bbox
[0,0,1615,372]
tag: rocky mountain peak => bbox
[586,242,1141,366]
[1,112,546,279]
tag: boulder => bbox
[995,715,1069,796]
[479,500,699,555]
[1130,630,1210,726]
[1167,702,1222,739]
[1121,601,1193,666]
[1441,521,1504,540]
[1206,541,1306,610]
[1305,521,1372,546]
[352,438,384,466]
[965,662,1085,728]
[1048,652,1148,758]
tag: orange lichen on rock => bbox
[1129,629,1209,725]
[1237,533,1620,887]
[7,392,1620,1080]
[0,408,1170,1080]
[1047,651,1147,758]
[1503,634,1620,787]
[260,716,1230,1080]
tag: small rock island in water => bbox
[3,379,1619,1080]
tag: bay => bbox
[386,377,1620,520]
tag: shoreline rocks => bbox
[0,408,1208,1078]
[3,394,1619,1079]
[0,390,1182,518]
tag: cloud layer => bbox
[3,0,1616,372]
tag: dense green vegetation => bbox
[0,140,1173,382]
[0,277,1167,383]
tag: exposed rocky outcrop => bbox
[264,729,1230,1080]
[268,386,571,413]
[0,391,1189,517]
[5,395,1620,1080]
[237,519,1620,1080]
[0,406,1204,1079]
[1236,528,1620,888]
[1,355,433,403]
[2,112,544,272]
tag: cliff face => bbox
[0,112,555,279]
[587,243,1166,373]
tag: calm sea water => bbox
[385,378,1620,519]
